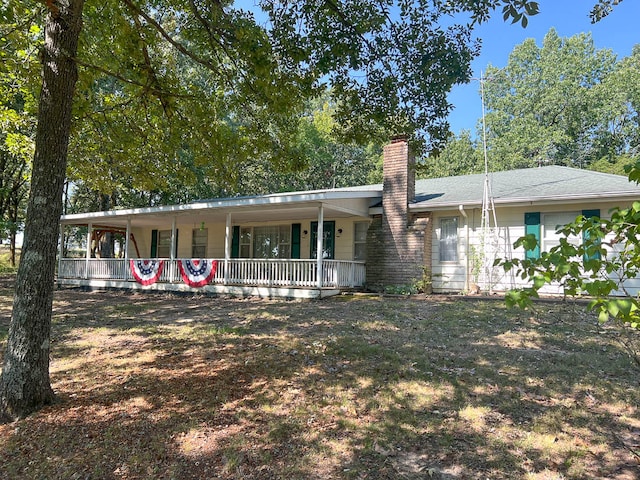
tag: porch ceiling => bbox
[60,196,374,229]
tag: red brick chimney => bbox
[365,137,432,291]
[383,136,415,232]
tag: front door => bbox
[310,221,335,259]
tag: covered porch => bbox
[58,188,379,298]
[58,258,366,298]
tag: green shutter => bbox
[174,229,179,258]
[151,229,158,257]
[582,209,601,262]
[524,212,540,260]
[291,223,301,259]
[231,225,240,258]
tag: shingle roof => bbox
[411,166,640,209]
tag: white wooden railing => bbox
[58,258,366,289]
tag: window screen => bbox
[439,217,458,262]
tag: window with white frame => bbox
[234,225,301,259]
[157,230,172,258]
[354,222,368,261]
[539,210,602,264]
[542,212,580,251]
[192,228,208,257]
[239,227,252,258]
[251,225,291,259]
[439,217,458,262]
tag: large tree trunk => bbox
[0,0,85,422]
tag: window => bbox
[439,217,458,262]
[234,225,291,258]
[157,230,172,258]
[253,225,291,259]
[192,228,208,257]
[232,225,294,259]
[151,229,178,258]
[542,212,580,252]
[239,227,252,258]
[541,210,600,263]
[354,222,368,261]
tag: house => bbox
[58,138,640,297]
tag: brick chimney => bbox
[366,137,432,291]
[383,136,415,232]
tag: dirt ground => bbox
[1,278,640,479]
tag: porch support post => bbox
[224,212,231,284]
[85,222,92,280]
[170,217,177,260]
[125,219,131,281]
[316,204,324,289]
[57,224,64,281]
[125,219,131,260]
[170,217,177,282]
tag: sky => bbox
[448,0,639,135]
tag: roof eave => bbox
[407,191,640,212]
[61,189,382,223]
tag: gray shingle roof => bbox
[412,166,640,208]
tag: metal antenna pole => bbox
[478,71,498,293]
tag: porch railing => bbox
[58,258,366,289]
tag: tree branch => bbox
[72,56,195,100]
[120,0,220,73]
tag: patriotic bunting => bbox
[178,259,218,288]
[130,259,164,286]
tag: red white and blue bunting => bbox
[130,259,164,286]
[178,259,218,288]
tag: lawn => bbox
[0,278,639,479]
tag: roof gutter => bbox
[408,191,640,212]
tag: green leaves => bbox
[590,0,624,23]
[262,0,539,152]
[483,29,627,171]
[505,288,535,309]
[514,233,539,253]
[0,5,38,241]
[501,0,539,27]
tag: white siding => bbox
[431,199,637,296]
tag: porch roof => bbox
[60,187,382,228]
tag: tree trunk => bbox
[0,0,85,422]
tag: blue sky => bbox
[448,0,639,135]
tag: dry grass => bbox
[1,278,639,479]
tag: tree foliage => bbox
[434,29,640,176]
[420,130,483,178]
[66,93,383,214]
[482,29,623,170]
[590,0,625,22]
[65,0,530,208]
[233,97,383,194]
[0,6,40,262]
